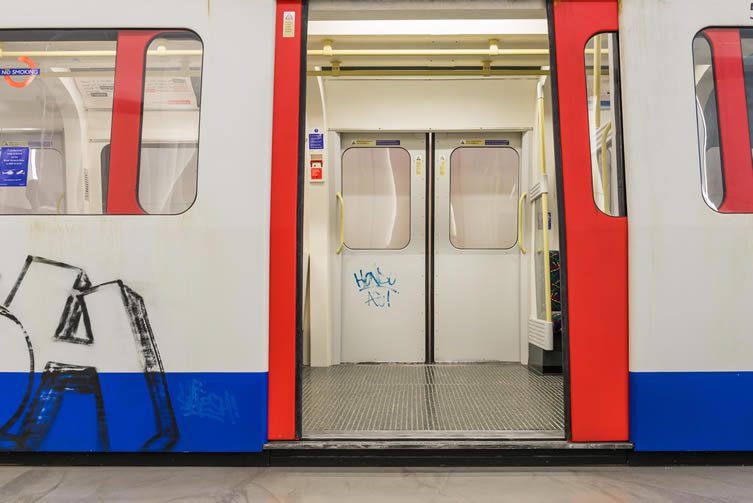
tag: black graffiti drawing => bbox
[0,256,178,451]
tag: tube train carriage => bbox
[0,0,749,458]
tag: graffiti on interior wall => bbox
[0,256,178,451]
[354,267,398,308]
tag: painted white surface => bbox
[325,78,538,132]
[338,133,425,362]
[621,0,753,371]
[0,0,276,373]
[434,132,521,362]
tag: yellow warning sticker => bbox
[461,139,484,145]
[282,11,296,38]
[3,141,27,147]
[352,140,376,146]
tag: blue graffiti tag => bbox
[354,267,398,308]
[177,380,240,424]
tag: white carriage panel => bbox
[621,0,753,372]
[0,0,277,374]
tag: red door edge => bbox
[551,0,629,441]
[268,0,304,441]
[108,31,161,214]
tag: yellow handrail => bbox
[518,192,527,254]
[335,192,345,254]
[537,77,553,323]
[593,34,602,129]
[538,86,547,177]
[55,192,66,214]
[600,121,613,214]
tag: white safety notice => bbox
[75,77,198,110]
[283,11,296,38]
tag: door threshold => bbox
[265,438,633,451]
[301,429,564,440]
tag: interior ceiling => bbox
[308,0,547,21]
[307,2,549,71]
[306,23,550,70]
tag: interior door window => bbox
[341,146,411,249]
[449,146,519,249]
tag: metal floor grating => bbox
[302,363,565,437]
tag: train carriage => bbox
[0,0,748,460]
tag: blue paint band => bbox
[630,371,753,451]
[0,372,268,452]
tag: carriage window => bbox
[585,32,626,217]
[138,35,202,214]
[341,147,411,250]
[693,28,753,213]
[0,31,117,214]
[0,30,203,215]
[449,147,519,249]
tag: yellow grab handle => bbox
[600,121,613,213]
[336,192,345,254]
[518,192,527,254]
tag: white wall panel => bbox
[621,0,753,372]
[0,0,277,373]
[325,78,537,131]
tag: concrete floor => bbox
[0,466,751,502]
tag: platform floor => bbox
[0,466,750,502]
[302,363,564,437]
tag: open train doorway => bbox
[296,0,623,440]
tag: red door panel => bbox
[551,0,629,441]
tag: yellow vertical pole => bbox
[537,78,552,323]
[601,122,613,214]
[593,34,602,130]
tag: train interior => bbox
[300,0,623,439]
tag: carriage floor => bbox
[302,363,564,438]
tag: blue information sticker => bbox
[308,129,324,150]
[485,139,510,146]
[0,147,30,187]
[376,139,401,146]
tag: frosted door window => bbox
[449,147,519,249]
[341,147,411,249]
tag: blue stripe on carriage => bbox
[0,372,268,452]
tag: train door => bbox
[433,133,522,362]
[337,133,427,362]
[271,0,631,444]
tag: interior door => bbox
[433,132,522,362]
[338,133,426,362]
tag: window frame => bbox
[0,28,204,216]
[583,31,628,218]
[692,27,753,214]
[448,144,520,251]
[134,30,204,216]
[340,145,412,251]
